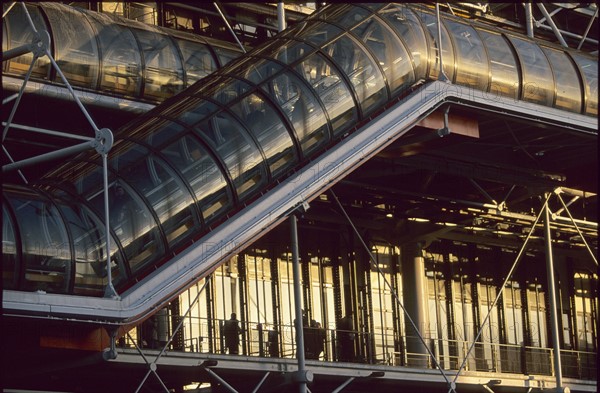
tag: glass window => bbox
[131,28,184,101]
[42,3,100,89]
[5,3,51,78]
[269,39,315,65]
[542,47,583,113]
[445,20,489,91]
[300,21,344,47]
[570,53,598,116]
[318,4,371,29]
[196,112,267,201]
[418,12,456,82]
[213,46,244,67]
[51,194,126,296]
[84,11,142,97]
[507,36,554,106]
[231,94,298,177]
[193,76,251,106]
[244,58,283,85]
[475,29,519,100]
[2,203,17,289]
[324,33,387,116]
[352,16,415,97]
[377,4,429,81]
[296,53,358,136]
[121,154,198,249]
[176,40,218,86]
[92,148,164,273]
[161,135,232,223]
[162,96,219,127]
[127,117,187,149]
[8,190,71,293]
[262,71,330,156]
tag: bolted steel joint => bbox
[92,128,114,155]
[30,30,51,58]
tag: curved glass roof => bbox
[2,3,597,296]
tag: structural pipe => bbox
[277,2,287,32]
[2,140,96,172]
[2,43,34,62]
[2,122,94,141]
[577,6,599,50]
[537,3,569,47]
[524,2,534,38]
[435,3,450,82]
[543,193,563,388]
[290,214,307,393]
[213,2,247,53]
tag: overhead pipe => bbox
[524,2,534,38]
[537,3,569,47]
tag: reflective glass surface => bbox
[377,4,429,81]
[196,112,267,200]
[301,21,345,46]
[324,33,387,116]
[270,39,315,65]
[163,96,219,127]
[475,29,519,100]
[507,35,554,106]
[445,20,489,90]
[176,40,218,86]
[262,71,330,156]
[5,4,51,78]
[352,16,415,96]
[86,11,142,97]
[542,47,582,113]
[296,53,357,136]
[8,189,71,293]
[244,58,284,85]
[43,3,99,89]
[132,29,184,100]
[570,53,598,116]
[231,94,298,177]
[161,135,232,223]
[2,204,17,289]
[419,12,456,82]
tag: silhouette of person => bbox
[337,312,355,362]
[268,327,279,357]
[223,313,242,354]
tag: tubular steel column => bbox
[290,213,309,393]
[401,242,429,367]
[543,194,563,388]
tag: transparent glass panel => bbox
[507,36,554,106]
[318,4,371,29]
[418,12,456,82]
[127,117,187,149]
[85,11,142,97]
[5,4,51,78]
[476,29,519,100]
[262,71,330,156]
[214,47,244,67]
[570,53,598,116]
[162,96,219,126]
[352,16,415,96]
[324,34,387,116]
[269,39,314,65]
[8,190,71,293]
[196,112,267,200]
[121,154,198,249]
[42,3,99,89]
[2,204,17,289]
[90,149,163,273]
[300,21,344,47]
[231,94,298,177]
[445,20,489,90]
[51,194,125,296]
[377,4,429,81]
[161,135,232,223]
[542,47,582,113]
[176,40,218,86]
[244,58,283,85]
[132,29,184,101]
[196,77,251,106]
[296,53,358,136]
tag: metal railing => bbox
[120,315,596,381]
